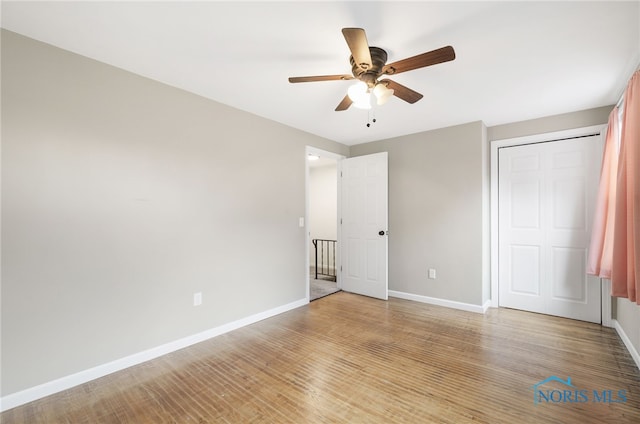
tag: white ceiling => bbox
[2,1,639,146]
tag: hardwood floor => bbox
[3,292,640,423]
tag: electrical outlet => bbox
[428,268,437,279]
[193,292,202,306]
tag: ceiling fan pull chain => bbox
[366,109,378,127]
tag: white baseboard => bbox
[482,299,492,313]
[0,297,308,412]
[389,290,489,314]
[612,319,640,371]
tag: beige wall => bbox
[488,106,612,141]
[309,163,338,263]
[615,297,640,359]
[351,122,487,306]
[309,164,338,241]
[0,30,347,396]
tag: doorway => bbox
[305,148,390,302]
[491,126,606,323]
[306,147,342,301]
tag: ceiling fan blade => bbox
[383,46,455,75]
[380,79,423,104]
[335,95,353,111]
[342,28,372,70]
[289,75,354,83]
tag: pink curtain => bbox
[588,69,640,304]
[587,107,619,278]
[611,70,640,303]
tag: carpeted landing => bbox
[310,272,340,301]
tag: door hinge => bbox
[340,218,343,225]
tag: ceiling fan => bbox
[288,28,456,111]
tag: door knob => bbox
[378,230,386,236]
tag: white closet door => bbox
[498,136,602,323]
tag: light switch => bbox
[299,217,305,227]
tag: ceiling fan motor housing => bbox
[350,47,387,88]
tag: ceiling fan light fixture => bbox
[347,81,371,109]
[373,83,394,106]
[352,96,372,110]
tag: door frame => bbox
[490,125,612,326]
[305,146,345,301]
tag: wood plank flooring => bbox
[3,292,640,423]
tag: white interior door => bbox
[498,136,602,323]
[341,152,388,300]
